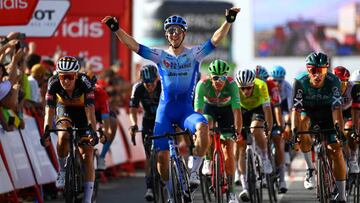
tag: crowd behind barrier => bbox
[0,31,144,202]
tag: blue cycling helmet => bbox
[254,65,269,81]
[269,65,286,80]
[140,65,158,83]
[164,15,188,31]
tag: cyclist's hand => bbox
[40,125,51,147]
[101,16,119,32]
[282,126,292,141]
[225,7,241,23]
[128,125,138,145]
[89,128,99,146]
[98,128,107,144]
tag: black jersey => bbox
[129,80,161,120]
[45,73,94,108]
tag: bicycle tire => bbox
[179,157,192,203]
[151,151,165,203]
[255,155,263,203]
[317,158,327,202]
[214,152,224,203]
[355,174,360,203]
[247,150,257,203]
[65,155,76,203]
[266,174,277,203]
[199,162,211,203]
[170,158,181,203]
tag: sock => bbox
[285,152,290,165]
[100,141,112,158]
[191,156,203,173]
[336,180,346,201]
[83,182,94,203]
[303,151,314,169]
[260,149,268,160]
[165,180,173,198]
[278,164,286,182]
[58,157,66,172]
[145,176,152,189]
[227,175,234,193]
[240,174,247,190]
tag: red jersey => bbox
[266,80,281,106]
[94,84,110,116]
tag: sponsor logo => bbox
[86,92,95,99]
[55,17,104,38]
[0,0,28,10]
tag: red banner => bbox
[28,16,111,72]
[0,0,39,25]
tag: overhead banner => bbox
[20,116,57,185]
[0,0,70,37]
[0,0,39,26]
[0,130,35,189]
[0,154,13,194]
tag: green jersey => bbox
[194,77,241,111]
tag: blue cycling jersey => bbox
[138,39,216,104]
[137,39,216,151]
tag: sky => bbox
[254,0,360,31]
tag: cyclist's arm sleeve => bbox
[137,44,162,64]
[352,84,360,109]
[292,79,304,112]
[331,79,342,108]
[194,81,205,111]
[192,39,216,62]
[129,83,141,108]
[260,82,271,107]
[230,81,241,109]
[45,77,57,108]
[99,89,110,119]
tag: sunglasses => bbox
[166,27,183,35]
[306,65,328,75]
[59,74,76,80]
[240,86,253,91]
[212,75,227,81]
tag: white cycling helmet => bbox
[350,69,360,83]
[56,56,80,73]
[236,69,256,86]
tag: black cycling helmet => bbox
[140,65,158,83]
[305,52,329,67]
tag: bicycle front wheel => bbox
[65,155,82,203]
[214,152,224,203]
[247,151,257,203]
[151,151,165,203]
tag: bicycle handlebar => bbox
[147,130,191,140]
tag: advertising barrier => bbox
[0,155,13,194]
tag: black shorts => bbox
[56,105,88,137]
[241,105,265,139]
[204,104,235,139]
[280,99,290,115]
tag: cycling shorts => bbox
[204,103,235,140]
[240,105,264,140]
[142,118,155,156]
[56,105,88,137]
[153,101,207,151]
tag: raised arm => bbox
[211,7,241,47]
[102,16,140,53]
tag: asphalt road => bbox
[45,154,330,203]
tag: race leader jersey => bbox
[239,78,270,110]
[137,39,215,103]
[46,73,94,108]
[129,80,161,120]
[292,72,342,120]
[194,77,241,110]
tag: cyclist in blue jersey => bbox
[102,7,240,201]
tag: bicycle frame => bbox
[211,129,227,192]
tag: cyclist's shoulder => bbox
[254,78,267,89]
[295,71,309,81]
[325,72,340,84]
[131,81,145,92]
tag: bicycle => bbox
[148,126,194,203]
[41,125,99,203]
[293,124,345,203]
[265,123,278,203]
[205,126,236,203]
[131,129,166,203]
[242,126,264,203]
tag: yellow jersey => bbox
[239,78,270,110]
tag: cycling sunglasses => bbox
[59,74,76,81]
[166,27,184,35]
[240,86,253,91]
[211,75,227,81]
[306,65,328,75]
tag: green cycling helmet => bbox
[305,52,329,67]
[208,59,230,75]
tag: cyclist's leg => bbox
[344,119,360,173]
[182,110,209,186]
[142,118,155,198]
[327,136,347,201]
[55,105,72,188]
[271,125,286,191]
[201,115,214,175]
[153,112,173,199]
[99,112,117,162]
